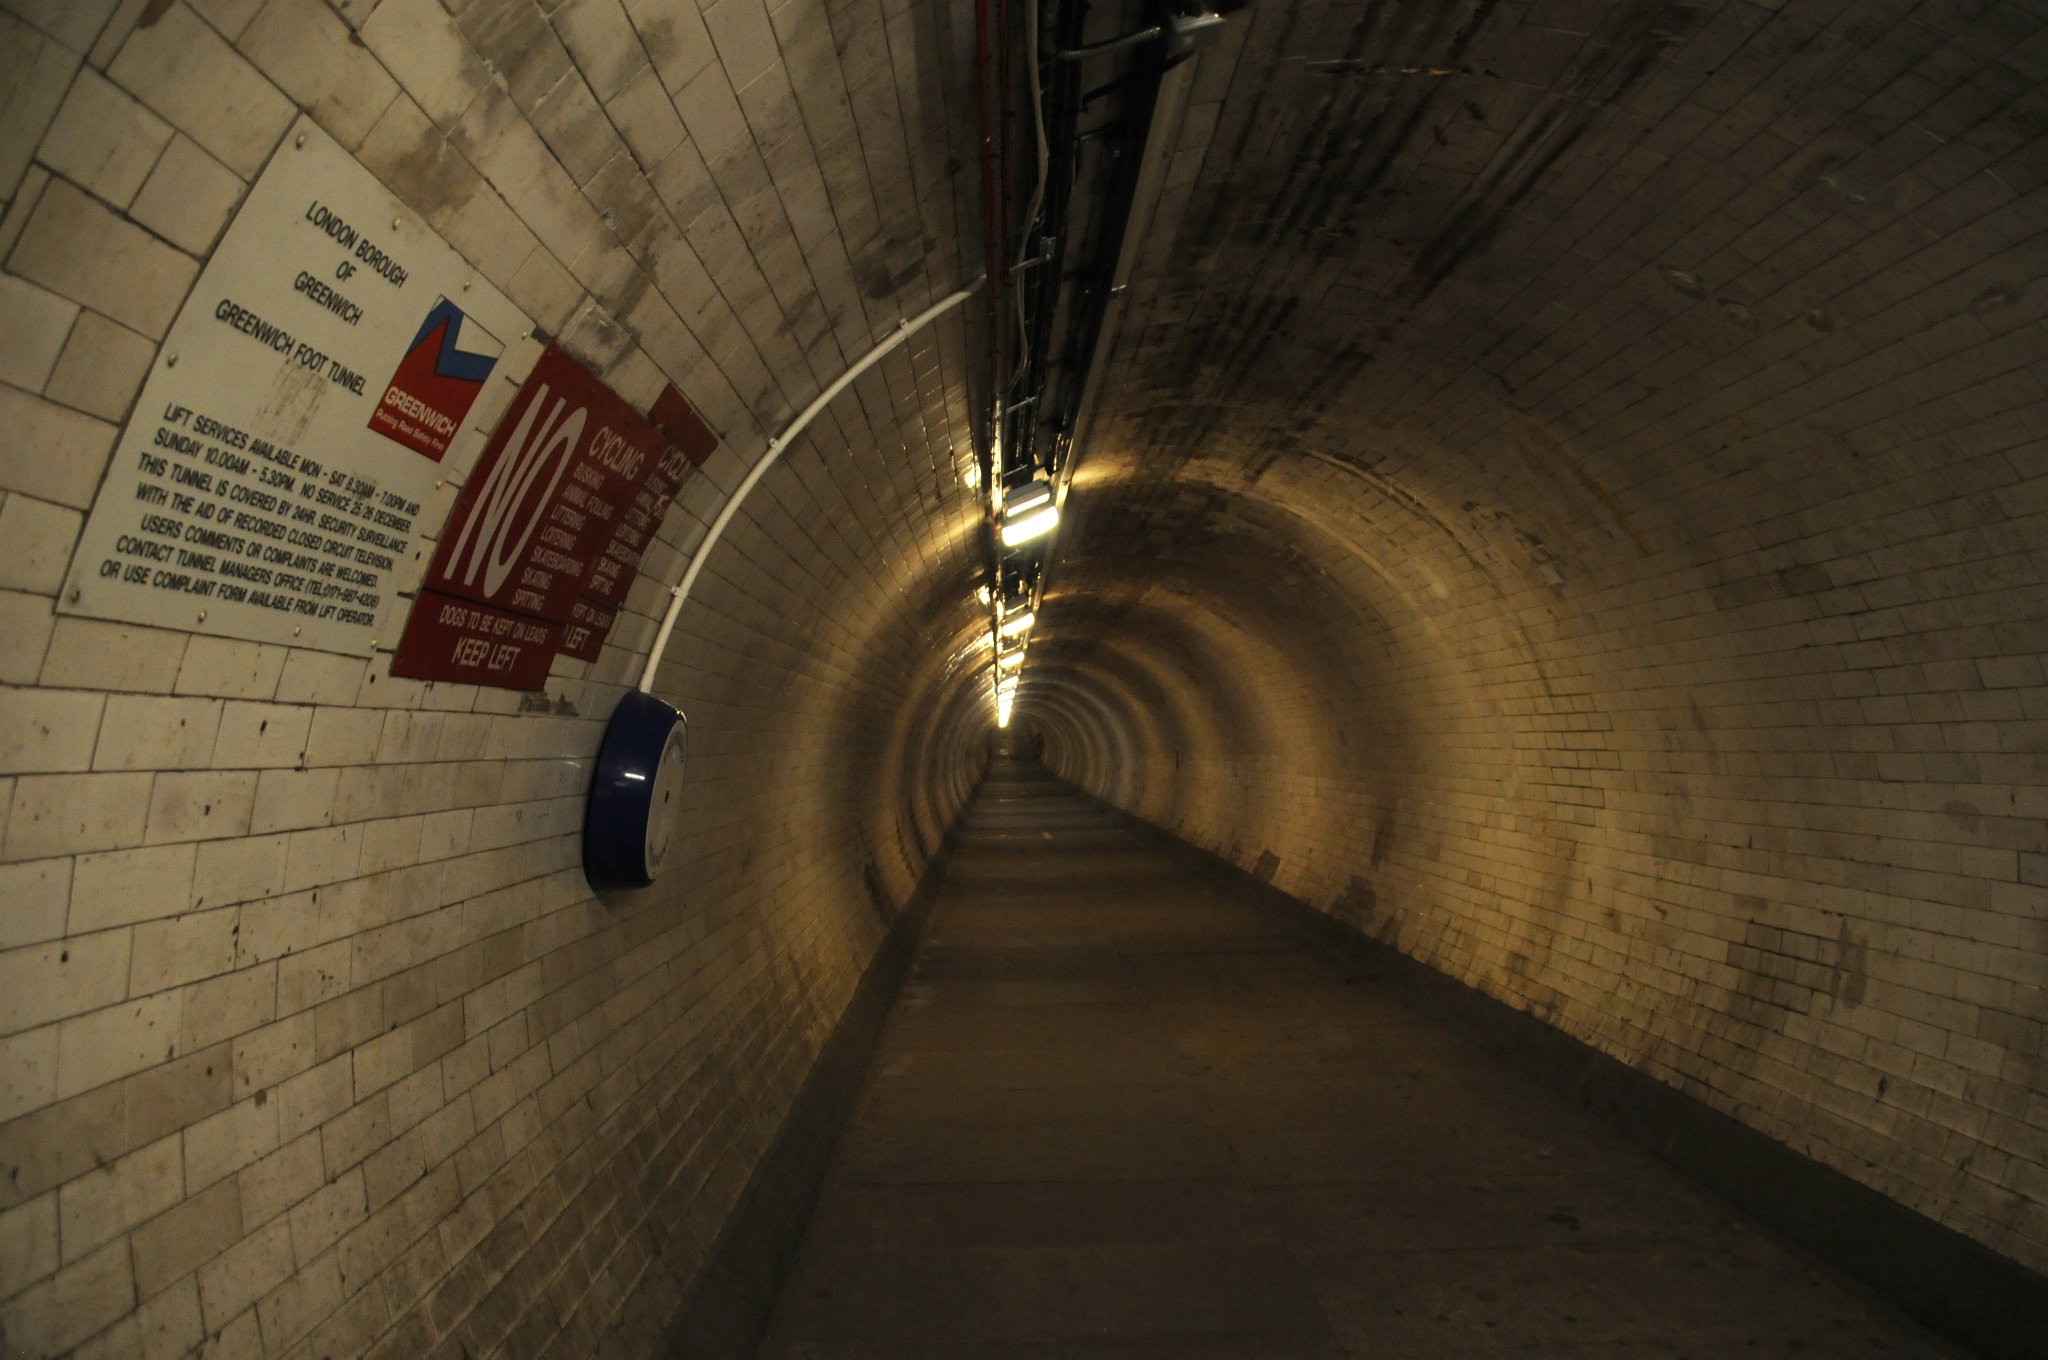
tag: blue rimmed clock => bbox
[584,691,686,890]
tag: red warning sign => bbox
[391,349,716,688]
[558,595,618,663]
[391,591,558,689]
[650,384,719,468]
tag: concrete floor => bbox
[756,763,1962,1359]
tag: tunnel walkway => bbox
[755,761,1958,1359]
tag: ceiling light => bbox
[1004,479,1054,516]
[1000,502,1059,546]
[997,675,1019,695]
[996,694,1014,727]
[999,609,1034,636]
[998,648,1025,669]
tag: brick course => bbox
[0,0,987,1354]
[7,0,2048,1353]
[1036,0,2048,1283]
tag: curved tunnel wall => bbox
[0,2,997,1357]
[3,0,2048,1355]
[1030,0,2048,1279]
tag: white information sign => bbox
[61,117,531,655]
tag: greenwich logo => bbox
[367,297,502,461]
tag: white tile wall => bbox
[0,0,987,1355]
[1042,0,2048,1286]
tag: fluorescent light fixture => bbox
[999,609,1035,636]
[998,648,1025,669]
[1004,479,1054,516]
[997,675,1020,695]
[996,694,1014,727]
[1000,502,1059,546]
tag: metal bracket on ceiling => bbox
[1054,8,1229,63]
[1165,10,1228,55]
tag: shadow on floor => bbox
[754,760,1969,1359]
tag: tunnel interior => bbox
[0,1,2044,1357]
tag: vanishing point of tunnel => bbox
[0,1,2045,1357]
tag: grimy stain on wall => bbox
[1029,0,2048,1293]
[4,1,2048,1358]
[0,1,989,1356]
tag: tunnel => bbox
[0,0,2045,1356]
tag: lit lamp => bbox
[1001,503,1058,546]
[994,669,1018,728]
[1000,479,1059,546]
[1005,479,1053,514]
[999,609,1034,636]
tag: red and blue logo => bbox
[368,297,503,461]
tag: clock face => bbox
[643,724,686,877]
